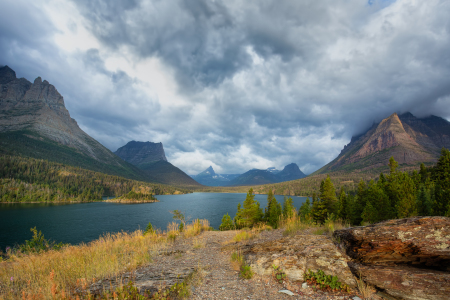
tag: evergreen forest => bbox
[0,156,190,202]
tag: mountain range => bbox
[2,65,450,188]
[314,112,450,174]
[191,163,306,186]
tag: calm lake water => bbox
[0,193,307,251]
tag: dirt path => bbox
[90,230,359,300]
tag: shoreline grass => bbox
[0,219,211,299]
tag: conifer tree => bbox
[299,197,311,220]
[337,189,348,220]
[432,148,450,216]
[361,201,377,224]
[282,196,295,219]
[219,213,234,231]
[320,175,338,214]
[234,188,263,228]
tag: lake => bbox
[0,193,307,251]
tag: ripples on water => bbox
[0,193,306,250]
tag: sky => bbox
[1,0,450,175]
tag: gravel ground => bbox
[89,229,365,300]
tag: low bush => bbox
[304,269,349,292]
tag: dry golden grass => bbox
[232,230,259,242]
[183,219,210,238]
[356,274,377,299]
[0,219,211,300]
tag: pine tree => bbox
[234,188,263,228]
[337,189,348,220]
[431,148,450,216]
[219,213,234,231]
[299,197,311,220]
[361,201,377,224]
[352,180,367,225]
[282,196,295,219]
[395,173,417,218]
[320,175,338,214]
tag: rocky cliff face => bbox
[315,112,449,174]
[115,141,167,167]
[0,66,123,166]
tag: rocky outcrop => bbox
[115,141,167,166]
[243,231,357,287]
[0,66,125,166]
[334,217,450,300]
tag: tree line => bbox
[220,148,450,229]
[0,155,190,202]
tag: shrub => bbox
[144,222,154,235]
[304,269,349,292]
[272,265,287,283]
[240,265,253,279]
[18,227,66,254]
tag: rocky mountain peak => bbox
[0,66,17,84]
[315,112,446,174]
[114,141,168,167]
[0,66,123,165]
[199,166,216,176]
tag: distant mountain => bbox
[190,166,240,186]
[115,141,167,166]
[0,66,147,181]
[115,141,200,187]
[227,163,306,186]
[276,163,307,182]
[314,112,450,174]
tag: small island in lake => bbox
[104,191,158,203]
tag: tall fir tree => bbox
[234,188,263,228]
[283,196,295,219]
[299,197,312,220]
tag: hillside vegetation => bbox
[0,155,191,202]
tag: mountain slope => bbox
[0,66,148,181]
[314,112,447,174]
[115,141,201,187]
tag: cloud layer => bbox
[1,0,450,174]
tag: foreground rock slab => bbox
[333,216,450,270]
[335,217,450,300]
[244,231,357,287]
[349,262,450,300]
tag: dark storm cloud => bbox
[2,0,450,175]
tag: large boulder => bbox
[334,217,450,300]
[244,232,357,287]
[333,216,450,270]
[348,263,450,300]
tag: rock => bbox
[278,289,295,296]
[335,217,450,300]
[301,282,308,289]
[352,297,362,300]
[333,216,450,271]
[244,231,357,287]
[349,262,450,300]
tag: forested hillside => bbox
[0,156,191,202]
[297,148,450,225]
